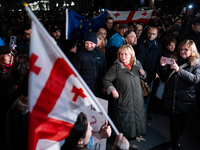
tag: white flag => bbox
[108,10,153,25]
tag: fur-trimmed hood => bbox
[171,51,200,66]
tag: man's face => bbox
[24,29,32,39]
[175,20,182,26]
[85,41,96,51]
[125,32,137,46]
[118,28,128,37]
[147,28,158,41]
[172,31,179,38]
[105,19,113,30]
[99,29,107,39]
[192,23,200,33]
[129,25,135,31]
[135,25,143,38]
[52,30,61,40]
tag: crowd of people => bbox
[0,7,200,150]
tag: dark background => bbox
[0,0,200,13]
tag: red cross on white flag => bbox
[28,9,102,150]
[108,10,153,25]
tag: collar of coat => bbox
[143,39,158,45]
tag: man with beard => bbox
[73,32,106,98]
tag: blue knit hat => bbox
[84,32,97,44]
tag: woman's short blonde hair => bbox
[177,39,199,59]
[96,32,105,46]
[117,44,135,62]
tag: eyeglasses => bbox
[106,22,113,24]
[180,48,189,52]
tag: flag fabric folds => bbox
[108,10,153,25]
[66,9,107,47]
[29,17,101,150]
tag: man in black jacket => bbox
[104,17,116,41]
[137,27,162,119]
[178,17,200,52]
[73,32,107,98]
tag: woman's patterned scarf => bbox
[123,61,133,71]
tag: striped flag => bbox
[27,8,103,150]
[108,10,153,25]
[25,5,119,150]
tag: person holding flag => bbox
[61,112,130,150]
[24,3,119,150]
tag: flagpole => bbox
[24,4,119,135]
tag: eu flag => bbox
[66,9,107,49]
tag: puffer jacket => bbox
[159,55,200,114]
[72,47,107,97]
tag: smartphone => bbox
[9,36,17,49]
[183,7,186,13]
[162,57,174,65]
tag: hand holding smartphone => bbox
[162,57,174,65]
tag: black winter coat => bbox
[159,56,200,114]
[161,47,174,58]
[73,47,107,97]
[137,39,162,84]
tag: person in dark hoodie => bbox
[72,32,107,98]
[17,25,31,55]
[160,23,181,44]
[178,17,200,52]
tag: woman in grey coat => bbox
[103,44,147,138]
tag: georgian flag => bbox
[108,10,153,25]
[28,15,101,150]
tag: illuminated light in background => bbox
[71,2,75,6]
[188,5,193,9]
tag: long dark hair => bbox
[11,54,29,85]
[61,112,88,150]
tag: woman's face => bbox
[180,44,192,59]
[120,48,131,64]
[70,45,77,53]
[114,23,120,31]
[166,42,176,51]
[82,120,93,145]
[97,37,103,47]
[3,53,13,65]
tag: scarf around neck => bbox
[123,61,133,71]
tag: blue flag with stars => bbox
[66,9,107,48]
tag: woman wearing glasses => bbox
[159,40,200,150]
